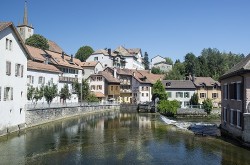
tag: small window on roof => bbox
[166,82,171,87]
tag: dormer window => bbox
[166,82,171,87]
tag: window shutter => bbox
[15,64,18,77]
[4,87,7,101]
[21,65,24,77]
[11,88,13,100]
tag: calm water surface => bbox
[0,110,249,165]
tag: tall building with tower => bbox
[16,1,34,41]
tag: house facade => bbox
[220,55,250,145]
[153,61,172,72]
[192,77,221,107]
[162,80,196,108]
[0,22,32,135]
[86,46,145,70]
[81,61,103,80]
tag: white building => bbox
[81,61,103,80]
[162,80,196,108]
[86,46,145,70]
[151,55,165,67]
[0,22,32,135]
[87,73,106,102]
[153,61,172,72]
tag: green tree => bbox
[165,57,173,65]
[75,46,94,62]
[87,93,99,102]
[203,98,213,114]
[44,84,58,104]
[152,80,168,101]
[143,52,150,70]
[59,84,71,103]
[25,34,49,50]
[151,67,163,74]
[184,53,199,76]
[190,93,199,105]
[73,79,90,102]
[165,62,185,80]
[157,100,180,117]
[27,86,43,104]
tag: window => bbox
[176,92,183,98]
[184,101,189,107]
[200,93,206,99]
[167,92,172,98]
[146,87,149,91]
[4,87,13,101]
[184,92,190,98]
[38,76,45,84]
[94,57,98,61]
[229,82,242,100]
[146,93,149,97]
[223,84,228,100]
[91,85,95,90]
[116,86,118,90]
[223,107,227,122]
[166,82,171,87]
[6,38,9,50]
[9,40,12,51]
[6,61,11,76]
[142,87,144,91]
[142,93,144,97]
[97,85,102,90]
[212,93,218,99]
[111,86,113,91]
[15,64,21,77]
[27,75,34,84]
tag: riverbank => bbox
[0,104,120,137]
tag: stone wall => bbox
[26,105,120,128]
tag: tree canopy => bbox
[152,80,168,101]
[59,84,71,103]
[164,48,244,80]
[44,84,58,104]
[75,46,94,62]
[165,57,173,65]
[25,34,49,50]
[143,52,150,70]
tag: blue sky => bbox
[1,0,250,62]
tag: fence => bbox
[26,101,120,110]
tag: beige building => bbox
[220,54,250,145]
[192,77,221,107]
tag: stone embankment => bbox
[177,108,221,118]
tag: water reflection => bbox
[0,110,249,164]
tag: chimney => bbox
[61,51,65,59]
[70,54,73,63]
[108,49,111,56]
[114,67,117,78]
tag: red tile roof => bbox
[27,60,62,73]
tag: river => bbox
[0,110,249,165]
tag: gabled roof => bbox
[131,69,164,84]
[27,60,62,73]
[92,49,116,56]
[151,55,165,62]
[81,61,99,67]
[48,40,63,53]
[162,80,196,89]
[220,54,250,80]
[193,77,220,87]
[26,45,46,62]
[0,22,32,60]
[44,50,82,69]
[91,91,105,98]
[98,71,120,83]
[114,46,141,56]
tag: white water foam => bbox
[160,115,191,130]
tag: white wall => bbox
[151,56,165,66]
[86,54,113,68]
[166,89,195,108]
[83,63,104,80]
[0,26,28,131]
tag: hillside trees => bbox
[144,52,150,70]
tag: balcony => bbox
[120,89,132,93]
[59,76,78,83]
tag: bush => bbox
[157,100,180,117]
[203,99,213,114]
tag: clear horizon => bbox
[1,0,250,62]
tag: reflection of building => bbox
[220,55,250,144]
[162,80,196,108]
[192,77,221,107]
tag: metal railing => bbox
[26,101,120,110]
